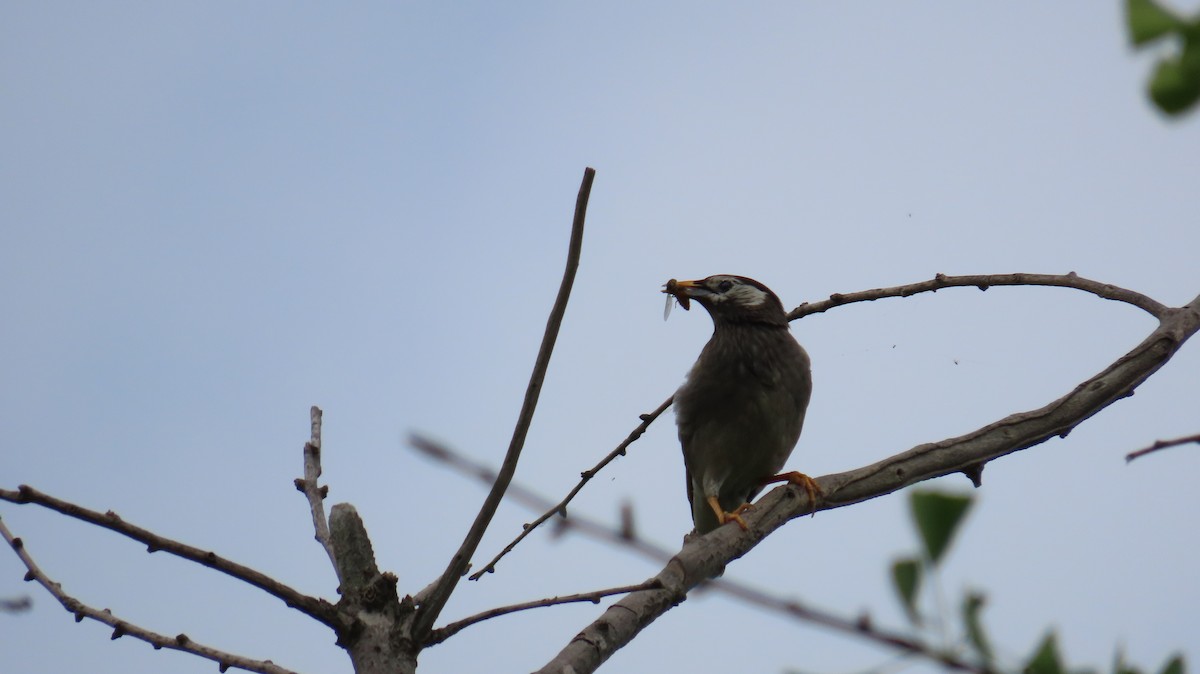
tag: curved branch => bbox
[409,167,595,643]
[787,272,1169,321]
[0,485,346,632]
[0,517,301,674]
[466,395,674,580]
[538,292,1200,673]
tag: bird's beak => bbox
[663,278,707,310]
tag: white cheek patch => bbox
[725,283,769,307]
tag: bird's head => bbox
[663,275,789,327]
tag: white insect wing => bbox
[663,293,674,321]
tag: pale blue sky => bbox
[2,3,1198,674]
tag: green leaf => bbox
[962,591,994,663]
[1149,56,1200,114]
[1158,654,1185,674]
[1127,0,1183,45]
[1026,631,1065,674]
[890,557,922,624]
[910,490,973,565]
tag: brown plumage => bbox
[666,275,814,534]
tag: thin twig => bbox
[409,167,595,644]
[409,434,674,562]
[0,486,345,631]
[292,406,341,585]
[424,579,662,646]
[408,434,993,671]
[712,579,997,674]
[1126,432,1200,462]
[467,395,674,580]
[788,272,1169,321]
[0,516,302,674]
[1,595,32,612]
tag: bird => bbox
[664,275,818,534]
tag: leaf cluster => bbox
[890,490,1186,674]
[1127,0,1200,115]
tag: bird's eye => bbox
[717,280,734,292]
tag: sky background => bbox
[2,3,1199,673]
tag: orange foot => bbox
[706,496,753,530]
[762,471,823,516]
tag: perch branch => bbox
[537,291,1200,673]
[467,395,674,580]
[292,405,341,585]
[410,435,991,671]
[0,516,301,674]
[0,485,345,632]
[788,272,1169,320]
[424,580,663,646]
[409,167,595,643]
[1125,432,1200,462]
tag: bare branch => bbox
[292,405,341,585]
[409,434,673,563]
[410,435,993,671]
[788,272,1169,321]
[0,485,346,632]
[710,579,998,674]
[537,292,1200,673]
[0,516,302,674]
[1126,432,1200,462]
[467,395,674,580]
[409,167,596,644]
[424,580,663,646]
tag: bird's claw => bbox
[720,503,755,530]
[764,471,822,516]
[707,496,753,531]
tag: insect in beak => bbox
[662,278,692,321]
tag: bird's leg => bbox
[762,471,822,516]
[706,495,750,531]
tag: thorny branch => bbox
[467,395,674,580]
[409,167,596,644]
[0,516,301,674]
